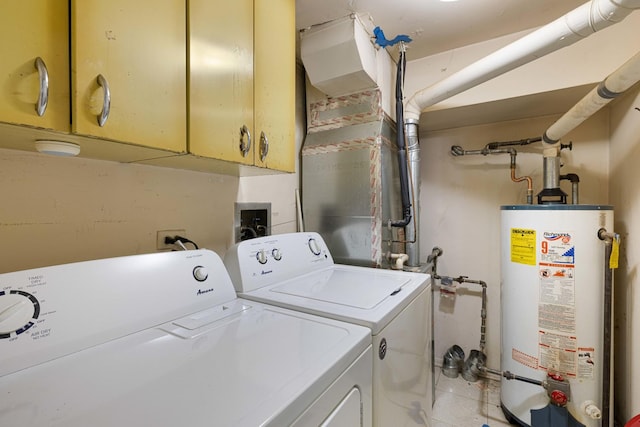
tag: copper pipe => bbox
[510,161,533,204]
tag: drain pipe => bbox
[560,173,580,204]
[404,0,640,122]
[597,228,620,427]
[391,43,412,229]
[544,49,640,145]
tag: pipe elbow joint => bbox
[542,131,559,145]
[389,253,409,270]
[404,99,422,122]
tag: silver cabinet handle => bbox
[97,74,111,127]
[239,125,251,157]
[34,57,49,117]
[259,131,269,162]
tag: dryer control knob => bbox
[272,248,282,261]
[308,238,321,256]
[193,266,209,282]
[256,250,268,264]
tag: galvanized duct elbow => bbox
[404,0,640,122]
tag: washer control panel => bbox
[0,249,236,378]
[224,232,334,293]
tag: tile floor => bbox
[432,368,513,427]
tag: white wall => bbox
[609,84,640,422]
[0,148,236,272]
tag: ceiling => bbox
[295,0,602,130]
[296,0,587,61]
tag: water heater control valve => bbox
[543,372,571,406]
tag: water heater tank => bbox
[500,205,613,427]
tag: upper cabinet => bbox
[1,0,294,174]
[71,0,186,152]
[189,0,295,172]
[0,1,70,131]
[189,0,255,166]
[253,0,295,172]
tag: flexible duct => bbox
[404,0,640,121]
[544,48,640,143]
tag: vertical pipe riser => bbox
[405,120,420,267]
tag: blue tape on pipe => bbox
[373,26,412,47]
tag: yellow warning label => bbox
[610,239,620,269]
[511,228,536,265]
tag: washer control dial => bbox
[0,291,40,338]
[308,238,322,256]
[272,248,282,261]
[256,249,268,265]
[193,266,209,282]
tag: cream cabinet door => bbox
[254,0,296,172]
[0,0,70,131]
[189,0,254,165]
[71,0,186,152]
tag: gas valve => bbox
[543,372,571,406]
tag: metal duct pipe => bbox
[544,48,640,144]
[405,119,420,267]
[404,0,640,121]
[542,148,561,190]
[537,147,568,204]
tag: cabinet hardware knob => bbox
[239,125,252,157]
[259,131,269,162]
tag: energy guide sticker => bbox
[510,228,536,265]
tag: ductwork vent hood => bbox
[300,14,378,97]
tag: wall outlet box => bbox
[156,229,186,250]
[234,203,271,242]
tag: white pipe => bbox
[544,49,640,143]
[295,188,304,232]
[404,0,640,121]
[389,253,409,270]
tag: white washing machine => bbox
[224,232,433,427]
[0,249,373,427]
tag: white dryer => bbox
[224,232,433,427]
[0,249,372,427]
